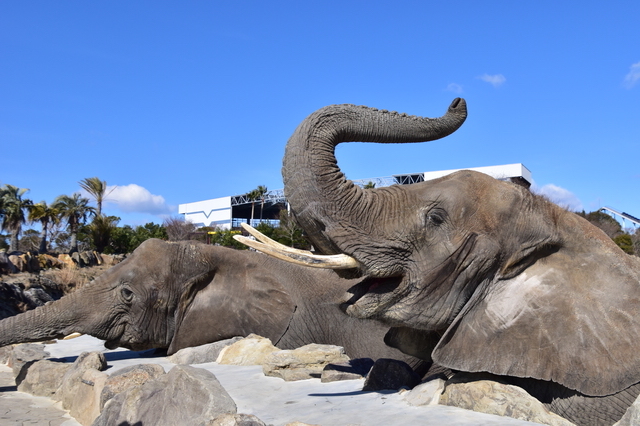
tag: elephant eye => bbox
[426,210,446,226]
[121,287,134,302]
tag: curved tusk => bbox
[62,332,83,340]
[234,224,359,270]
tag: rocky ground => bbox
[0,264,113,321]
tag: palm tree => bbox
[53,193,96,254]
[28,201,60,254]
[79,177,113,217]
[247,185,268,226]
[1,185,33,252]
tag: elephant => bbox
[237,99,640,425]
[0,238,424,370]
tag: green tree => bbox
[276,209,310,249]
[363,181,376,189]
[1,185,33,252]
[614,234,634,255]
[129,223,168,251]
[108,225,136,254]
[207,227,246,250]
[79,177,112,217]
[53,193,96,254]
[28,201,60,253]
[89,215,120,253]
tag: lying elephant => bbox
[0,238,423,369]
[238,99,640,426]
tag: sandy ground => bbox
[2,335,543,426]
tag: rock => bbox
[16,359,71,397]
[94,365,236,426]
[321,358,374,383]
[263,343,350,381]
[38,254,65,269]
[403,375,447,406]
[362,358,421,391]
[99,253,125,266]
[169,337,243,365]
[211,413,268,426]
[71,368,109,425]
[0,250,18,274]
[0,346,12,364]
[8,254,26,272]
[58,254,76,269]
[100,363,166,409]
[440,378,575,426]
[79,251,98,267]
[9,343,50,381]
[56,351,107,410]
[216,334,279,366]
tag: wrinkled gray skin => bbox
[0,239,422,369]
[281,99,640,426]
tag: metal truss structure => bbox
[600,206,640,228]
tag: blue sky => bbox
[2,2,639,229]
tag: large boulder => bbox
[211,413,268,426]
[0,250,18,274]
[9,343,50,381]
[168,337,243,365]
[440,377,575,426]
[262,343,350,381]
[362,358,421,391]
[56,352,107,414]
[16,359,71,397]
[216,334,279,366]
[320,358,374,383]
[94,365,237,426]
[403,375,447,406]
[38,253,65,270]
[58,254,77,269]
[100,363,166,409]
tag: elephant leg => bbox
[509,376,640,426]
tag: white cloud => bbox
[446,83,463,94]
[477,74,506,88]
[532,183,583,211]
[623,61,640,89]
[103,184,173,215]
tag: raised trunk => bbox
[282,99,467,255]
[0,289,84,347]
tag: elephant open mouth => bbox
[340,275,405,320]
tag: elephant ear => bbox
[431,245,640,397]
[168,250,297,355]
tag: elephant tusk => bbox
[234,223,360,270]
[62,332,83,340]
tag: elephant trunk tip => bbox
[450,97,466,112]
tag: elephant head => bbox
[240,100,640,404]
[0,239,296,355]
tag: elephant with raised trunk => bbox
[0,238,423,369]
[239,99,640,425]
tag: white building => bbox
[179,163,532,229]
